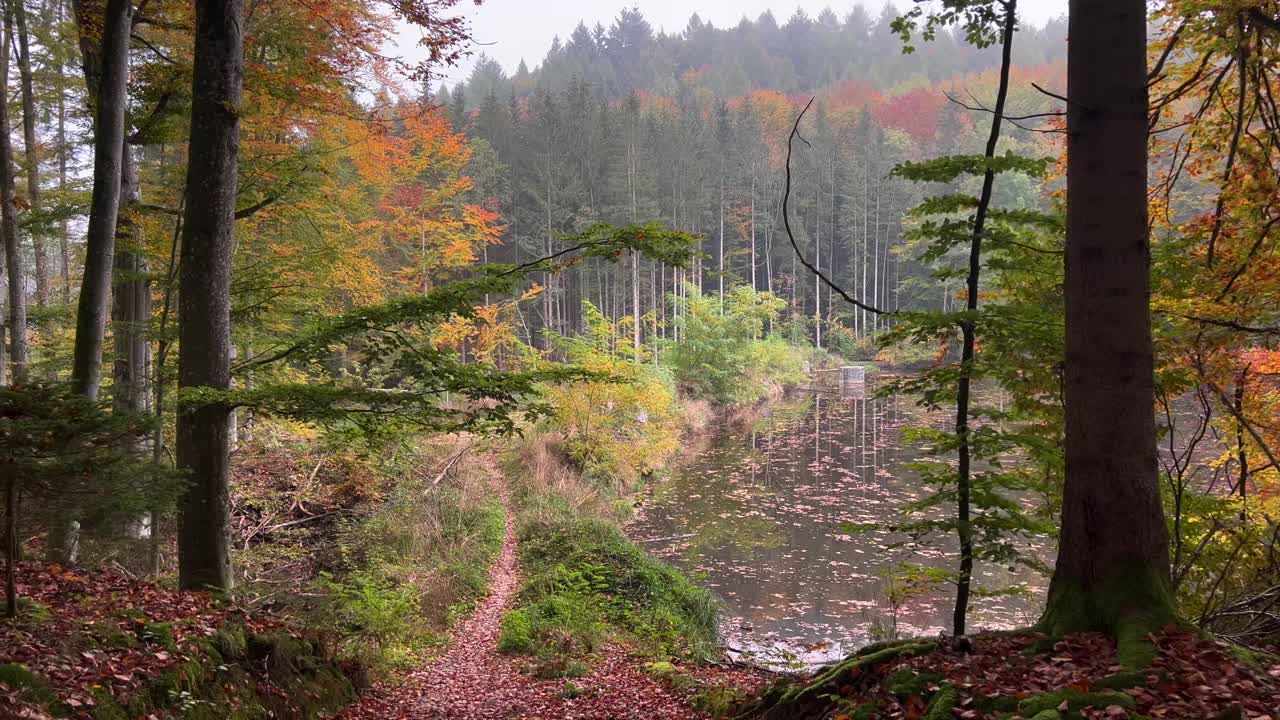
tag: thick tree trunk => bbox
[13,0,46,308]
[1,11,28,387]
[1040,0,1177,660]
[177,0,243,592]
[70,0,132,400]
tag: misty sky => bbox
[397,0,1069,84]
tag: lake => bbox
[626,379,1053,668]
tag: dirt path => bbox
[337,458,762,720]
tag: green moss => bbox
[509,514,719,663]
[972,694,1020,713]
[0,663,56,706]
[886,667,945,697]
[1018,689,1136,716]
[691,686,747,717]
[1028,711,1062,720]
[1037,565,1180,669]
[744,640,937,719]
[109,626,356,719]
[924,685,957,720]
[15,597,52,623]
[90,687,128,720]
[137,620,178,651]
[558,681,588,699]
[1093,669,1159,690]
[532,657,591,679]
[213,623,249,660]
[1224,643,1279,670]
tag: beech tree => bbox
[1039,0,1177,656]
[69,0,132,400]
[1,4,26,386]
[176,0,243,591]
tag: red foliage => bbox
[828,630,1279,720]
[873,87,948,146]
[0,562,286,719]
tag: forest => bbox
[0,0,1278,719]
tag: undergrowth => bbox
[234,426,505,675]
[497,511,719,671]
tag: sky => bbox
[396,0,1069,84]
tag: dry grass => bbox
[505,432,618,524]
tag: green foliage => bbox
[0,383,181,556]
[287,440,507,672]
[185,223,698,440]
[497,609,535,653]
[874,139,1064,624]
[1017,689,1136,717]
[500,513,719,664]
[314,571,421,654]
[668,285,805,404]
[893,153,1053,184]
[891,0,1009,52]
[542,302,682,488]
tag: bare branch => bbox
[783,98,886,316]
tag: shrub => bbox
[668,285,806,404]
[497,609,534,654]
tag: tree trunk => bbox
[1040,0,1176,660]
[13,0,46,308]
[177,0,243,592]
[112,148,150,420]
[4,475,15,618]
[1,9,27,387]
[56,0,70,305]
[70,0,132,400]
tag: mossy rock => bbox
[1018,689,1136,717]
[117,626,355,719]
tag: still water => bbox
[627,380,1052,667]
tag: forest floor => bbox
[334,456,769,720]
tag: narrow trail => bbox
[337,454,752,720]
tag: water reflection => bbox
[627,381,1049,668]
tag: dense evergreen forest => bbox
[1,1,1279,719]
[438,7,1067,348]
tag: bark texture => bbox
[1,8,27,386]
[176,0,243,591]
[70,0,132,399]
[13,0,46,307]
[1040,0,1177,662]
